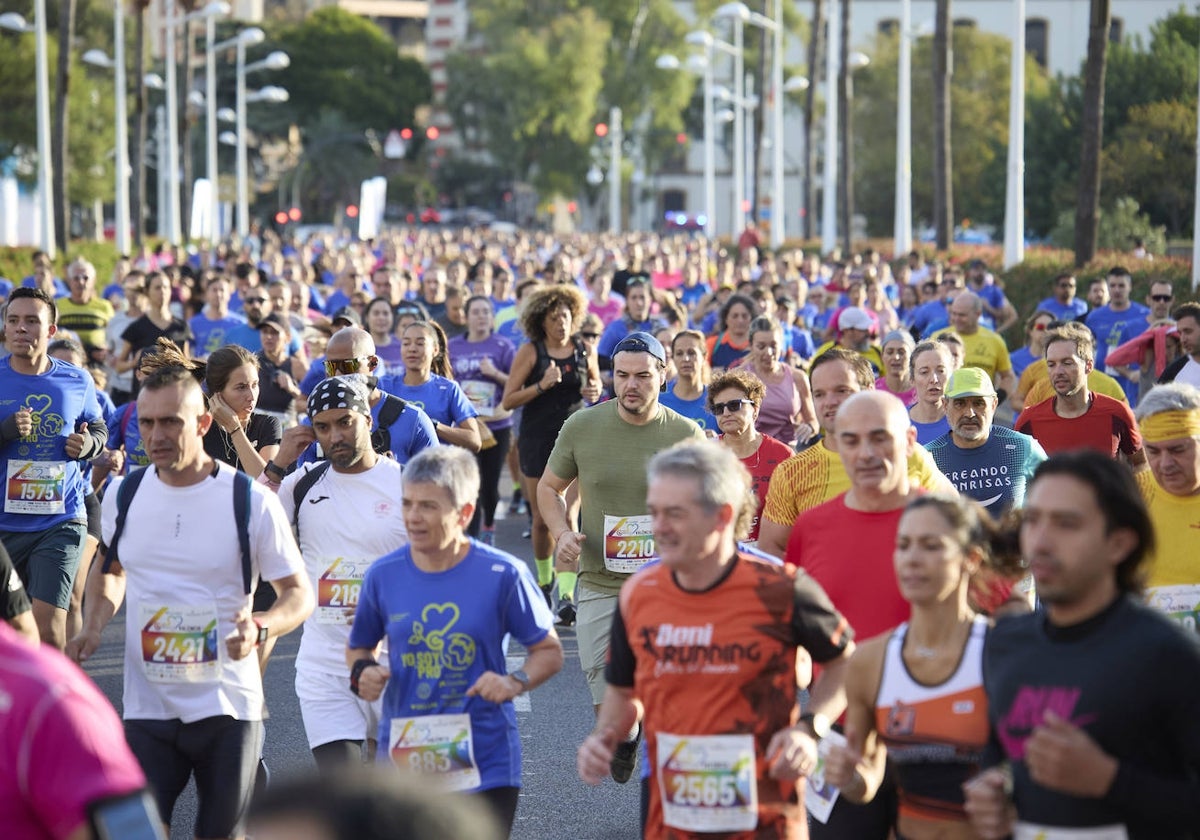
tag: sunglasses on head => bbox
[711,398,753,415]
[324,356,372,376]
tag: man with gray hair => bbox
[934,291,1016,400]
[57,257,114,361]
[577,440,853,837]
[1133,382,1200,633]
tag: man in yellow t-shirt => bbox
[757,349,955,559]
[933,291,1015,397]
[1133,383,1200,636]
[1017,361,1127,410]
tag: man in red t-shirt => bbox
[785,390,925,839]
[578,441,853,840]
[1015,322,1147,472]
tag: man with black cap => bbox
[538,331,705,782]
[259,376,408,772]
[225,286,303,356]
[255,312,307,428]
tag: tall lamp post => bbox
[895,0,913,257]
[710,10,746,236]
[1003,0,1026,269]
[82,47,131,256]
[233,40,288,238]
[821,0,840,255]
[0,9,55,257]
[657,47,717,239]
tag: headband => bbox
[307,375,372,419]
[1140,409,1200,444]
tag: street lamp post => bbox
[659,43,717,239]
[1003,0,1026,269]
[231,35,288,238]
[895,0,913,257]
[82,45,131,256]
[0,9,55,257]
[821,0,840,255]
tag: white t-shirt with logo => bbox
[102,462,304,723]
[281,458,408,675]
[1176,356,1200,389]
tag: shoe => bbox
[522,528,532,539]
[539,574,555,609]
[507,489,524,516]
[610,725,641,784]
[479,528,495,546]
[556,596,576,627]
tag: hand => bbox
[65,420,89,459]
[1024,711,1118,798]
[479,356,499,379]
[539,361,562,392]
[822,741,862,791]
[580,375,602,404]
[963,767,1016,840]
[66,629,102,663]
[794,422,816,444]
[466,670,522,704]
[357,663,390,702]
[764,725,820,782]
[10,407,33,438]
[276,424,317,467]
[554,531,585,568]
[208,394,239,433]
[224,609,257,661]
[577,726,619,785]
[275,370,298,395]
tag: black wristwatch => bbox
[508,669,531,694]
[350,658,379,696]
[264,461,286,481]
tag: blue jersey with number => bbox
[377,374,478,428]
[0,358,104,531]
[348,541,554,790]
[925,425,1047,515]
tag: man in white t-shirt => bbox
[261,375,409,771]
[68,364,313,840]
[1167,302,1200,389]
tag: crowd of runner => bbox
[2,223,1199,840]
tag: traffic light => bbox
[595,123,608,138]
[346,205,359,218]
[426,126,440,140]
[676,132,688,145]
[400,127,413,140]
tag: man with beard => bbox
[926,367,1046,516]
[538,332,704,782]
[1015,323,1146,471]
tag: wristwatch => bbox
[253,619,269,647]
[264,461,287,481]
[508,669,531,694]
[799,712,832,740]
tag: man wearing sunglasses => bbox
[225,287,303,357]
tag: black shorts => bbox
[125,716,263,839]
[517,433,558,480]
[84,491,102,541]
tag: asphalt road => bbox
[84,493,643,840]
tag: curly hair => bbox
[519,284,587,343]
[707,369,766,412]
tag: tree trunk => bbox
[132,2,148,246]
[933,0,953,250]
[837,0,852,254]
[803,0,824,240]
[1074,0,1110,267]
[53,0,77,253]
[750,2,767,223]
[181,16,195,240]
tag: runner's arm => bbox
[256,572,314,641]
[66,553,126,663]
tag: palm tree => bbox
[53,0,78,251]
[1074,0,1111,267]
[803,0,824,240]
[932,0,952,250]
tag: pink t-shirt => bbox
[588,295,625,326]
[0,623,146,840]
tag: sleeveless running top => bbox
[875,616,990,823]
[520,338,588,435]
[754,368,802,444]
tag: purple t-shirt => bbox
[0,622,146,839]
[449,333,517,430]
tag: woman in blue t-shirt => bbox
[909,340,954,446]
[395,320,481,452]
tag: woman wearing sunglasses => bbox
[449,296,516,545]
[393,320,482,452]
[1008,309,1058,383]
[706,370,794,544]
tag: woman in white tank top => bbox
[823,495,1028,840]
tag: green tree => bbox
[1050,195,1166,254]
[851,25,1050,238]
[1103,100,1195,234]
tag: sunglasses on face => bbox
[1151,294,1174,302]
[324,356,372,376]
[712,398,753,415]
[244,297,268,304]
[1032,323,1051,331]
[580,332,600,340]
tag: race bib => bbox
[657,732,758,833]
[139,603,220,683]
[389,713,480,791]
[315,558,370,625]
[5,460,66,514]
[1146,584,1200,635]
[805,730,847,824]
[461,380,498,418]
[603,513,658,574]
[1014,823,1128,840]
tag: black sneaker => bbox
[610,724,641,784]
[507,488,524,516]
[556,596,576,627]
[539,574,555,609]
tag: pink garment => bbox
[875,375,918,407]
[588,296,625,326]
[1106,324,1178,377]
[754,367,803,444]
[0,623,146,840]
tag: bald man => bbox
[934,291,1016,398]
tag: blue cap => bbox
[612,331,666,363]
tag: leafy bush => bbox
[1048,196,1168,255]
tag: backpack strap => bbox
[121,402,137,442]
[370,394,407,456]
[232,468,253,596]
[291,460,333,539]
[100,465,149,572]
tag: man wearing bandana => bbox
[260,376,411,771]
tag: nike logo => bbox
[979,493,1003,508]
[308,496,330,504]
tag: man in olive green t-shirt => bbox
[538,332,704,778]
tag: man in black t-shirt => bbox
[965,452,1200,839]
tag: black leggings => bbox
[311,739,363,774]
[470,426,512,536]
